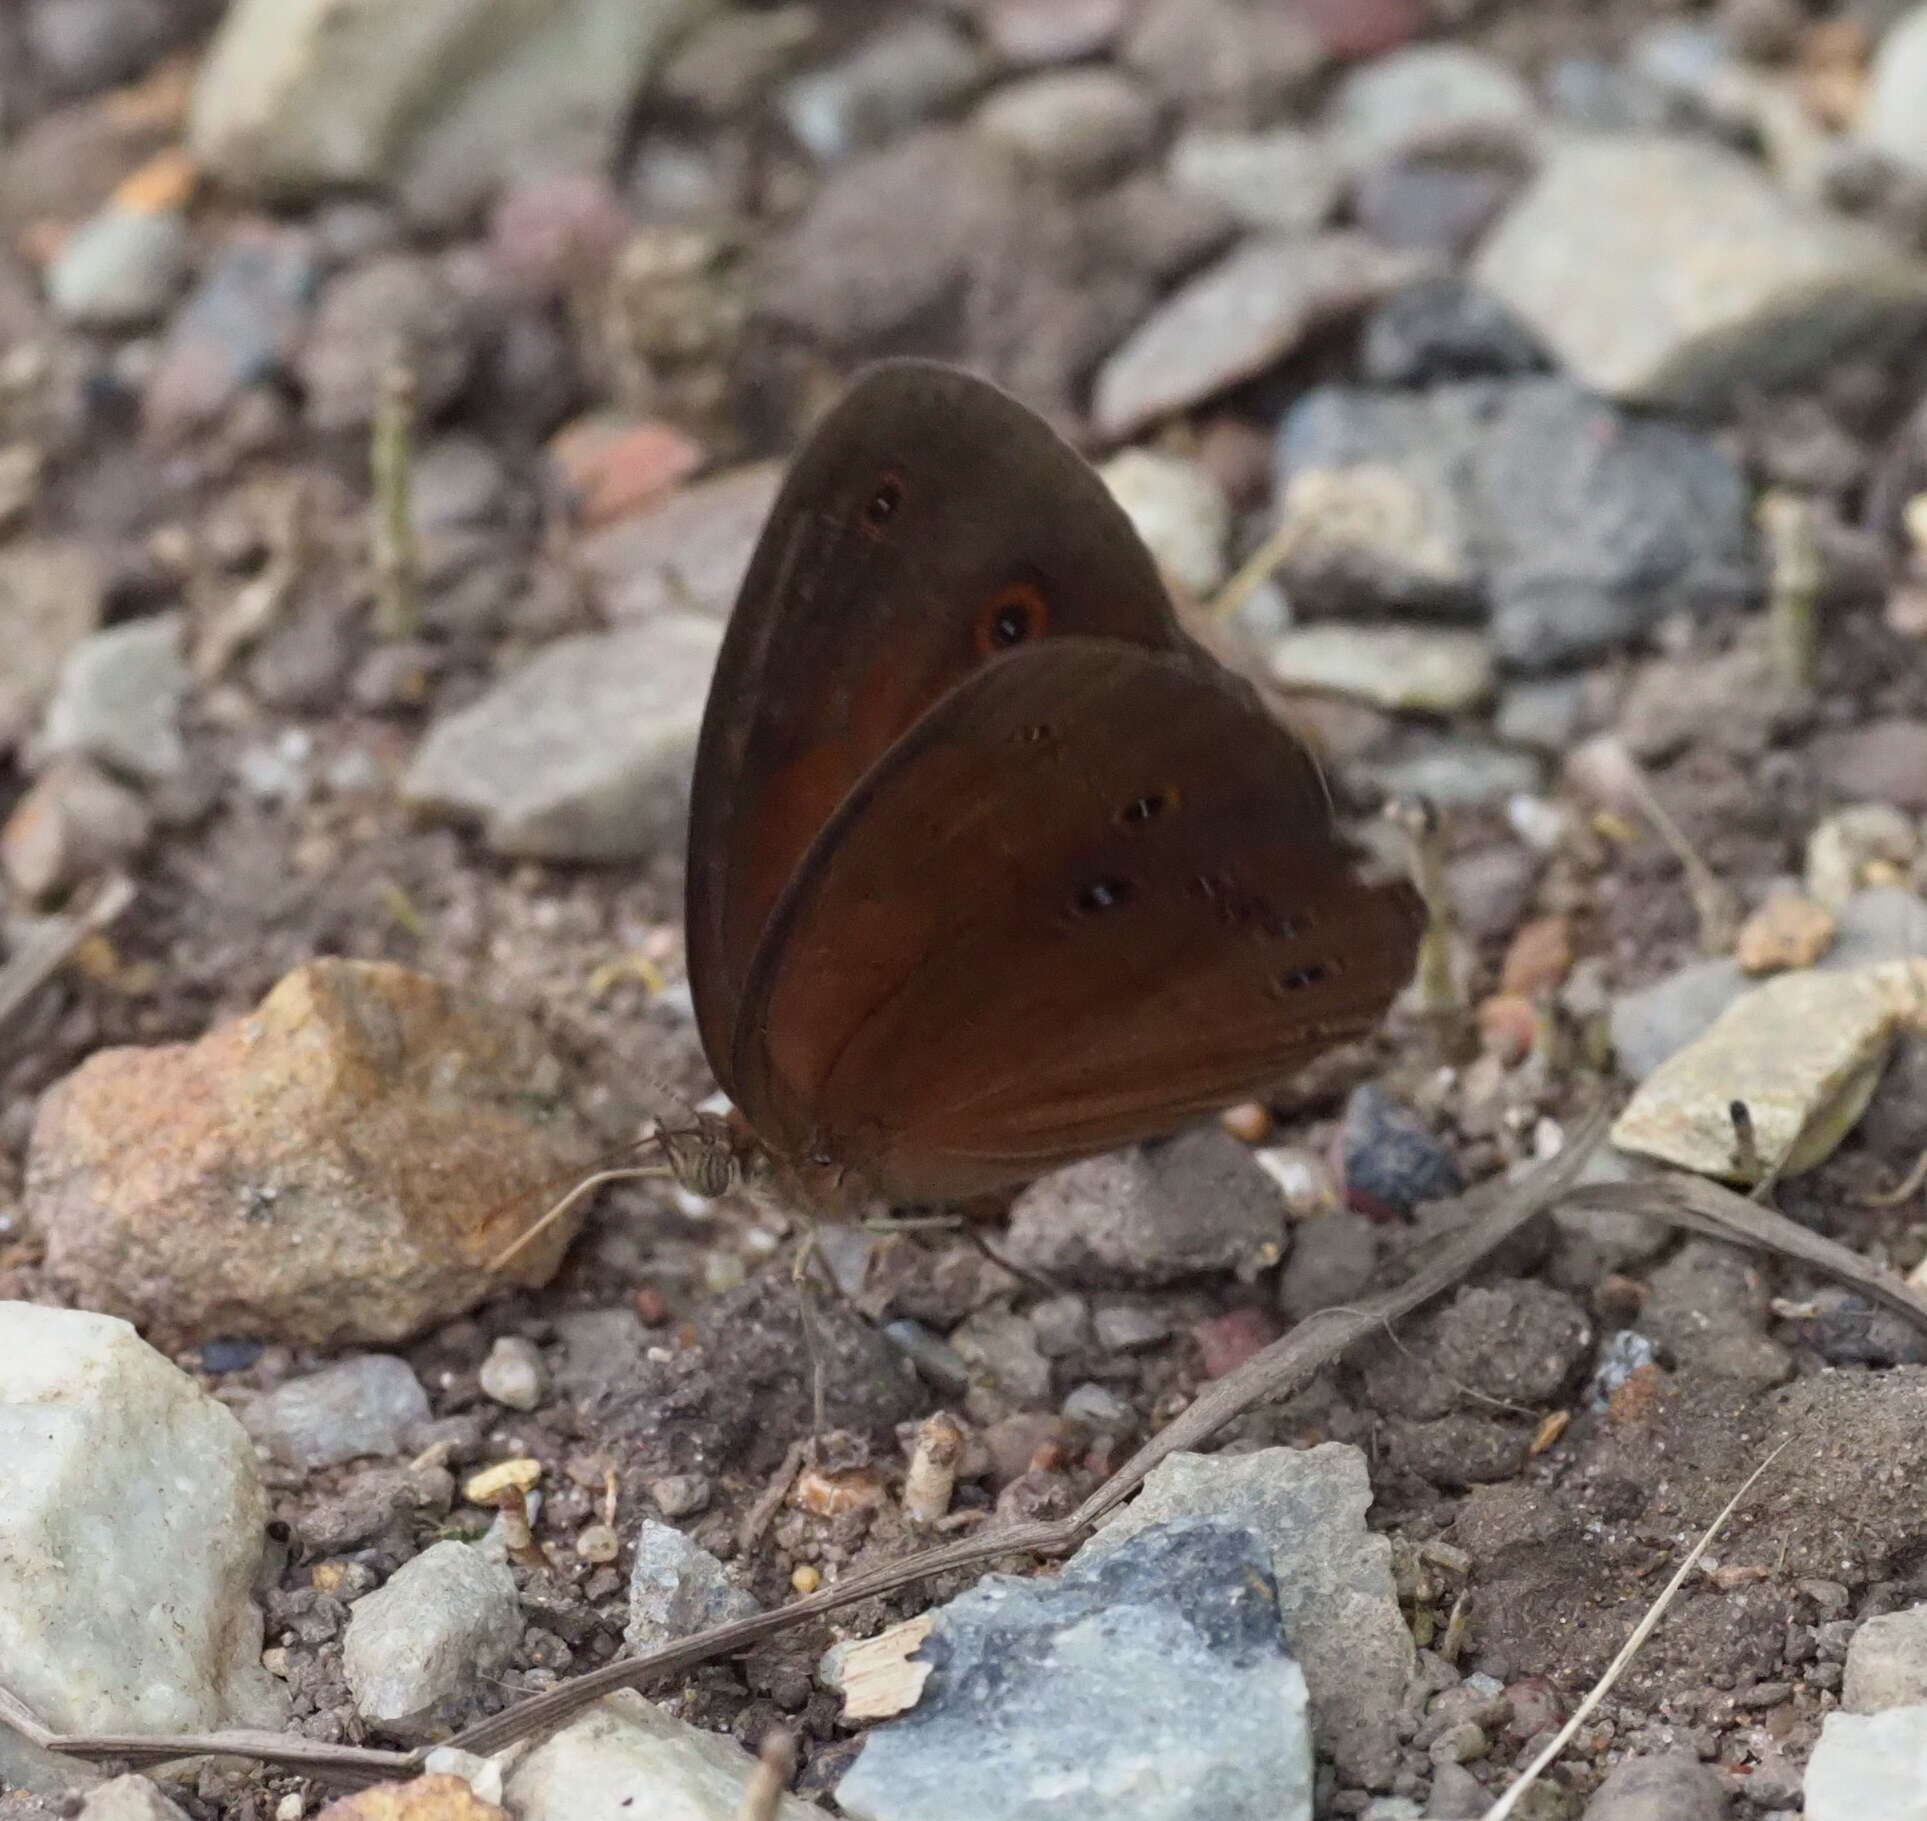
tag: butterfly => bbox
[681,359,1423,1210]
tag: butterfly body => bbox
[686,361,1422,1207]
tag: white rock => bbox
[0,1303,285,1736]
[1611,960,1927,1181]
[500,1689,828,1819]
[1475,135,1927,409]
[478,1334,544,1412]
[343,1540,522,1739]
[190,0,713,226]
[1269,623,1494,715]
[1866,5,1927,178]
[1805,1704,1927,1821]
[402,616,722,861]
[242,1355,430,1469]
[77,1775,193,1820]
[1098,448,1231,597]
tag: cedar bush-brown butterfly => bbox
[680,359,1422,1210]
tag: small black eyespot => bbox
[1017,723,1054,745]
[1120,791,1170,827]
[977,582,1049,654]
[863,475,904,527]
[1278,962,1331,991]
[1076,877,1135,914]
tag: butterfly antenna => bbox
[484,1133,672,1274]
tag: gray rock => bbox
[1845,1605,1927,1710]
[144,224,321,439]
[1475,135,1927,409]
[343,1541,521,1739]
[1327,43,1539,173]
[1424,1763,1487,1818]
[1270,624,1494,714]
[241,1355,431,1469]
[1866,4,1927,177]
[624,1517,760,1651]
[1495,676,1588,752]
[1167,128,1343,234]
[1361,277,1548,387]
[1120,0,1323,117]
[552,1306,648,1400]
[1806,1704,1927,1819]
[978,0,1133,67]
[299,254,473,433]
[46,204,190,328]
[1830,888,1927,970]
[579,461,780,623]
[1811,719,1927,812]
[1272,379,1751,664]
[1610,956,1747,1080]
[1580,1749,1727,1820]
[780,18,988,163]
[836,1520,1313,1821]
[1277,1209,1379,1324]
[39,612,188,784]
[190,0,711,226]
[974,68,1158,186]
[1092,1301,1173,1354]
[402,615,722,861]
[1360,737,1541,810]
[0,540,105,755]
[0,1304,285,1739]
[1081,1445,1412,1786]
[1062,1381,1132,1428]
[1006,1127,1286,1288]
[948,1305,1053,1408]
[503,1688,826,1821]
[478,1335,544,1412]
[1640,1241,1791,1391]
[1094,234,1432,440]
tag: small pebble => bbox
[1338,1084,1465,1218]
[575,1523,619,1565]
[477,1336,544,1412]
[464,1457,543,1504]
[1736,891,1838,973]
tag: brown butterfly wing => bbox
[685,360,1193,1099]
[730,639,1424,1203]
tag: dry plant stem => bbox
[1860,1141,1927,1208]
[1208,516,1305,623]
[1758,489,1821,692]
[0,875,135,1044]
[736,1729,797,1821]
[1614,757,1740,953]
[1478,1441,1791,1821]
[370,358,420,641]
[1392,796,1463,1021]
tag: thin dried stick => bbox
[370,355,420,641]
[1478,1441,1790,1821]
[0,874,135,1041]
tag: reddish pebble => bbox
[490,172,631,295]
[633,1285,669,1324]
[549,417,706,528]
[1499,914,1573,996]
[1193,1306,1281,1378]
[1504,1675,1563,1740]
[1475,992,1539,1065]
[1294,0,1425,60]
[1220,1100,1274,1145]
